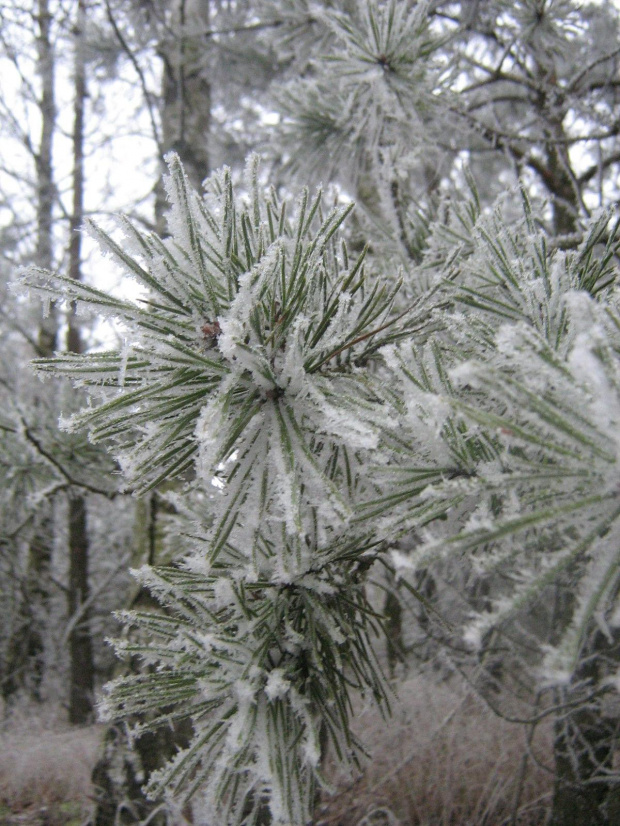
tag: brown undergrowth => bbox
[0,703,101,826]
[316,674,554,826]
[0,677,554,826]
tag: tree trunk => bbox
[35,0,58,357]
[3,0,58,705]
[90,1,212,818]
[67,494,94,724]
[89,493,193,825]
[66,0,94,725]
[155,0,211,233]
[549,629,620,826]
[91,727,187,826]
[29,0,57,702]
[529,73,620,824]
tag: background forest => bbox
[2,1,620,825]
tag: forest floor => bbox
[0,703,101,826]
[317,672,553,826]
[0,675,554,826]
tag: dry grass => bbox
[0,703,102,825]
[0,677,554,826]
[316,674,554,826]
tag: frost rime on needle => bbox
[18,154,402,825]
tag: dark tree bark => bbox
[66,0,95,726]
[549,629,620,826]
[35,0,58,357]
[90,1,212,818]
[155,0,211,234]
[67,0,86,356]
[91,724,189,826]
[526,69,620,825]
[67,494,94,724]
[3,0,58,704]
[90,492,193,825]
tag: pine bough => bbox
[19,156,620,824]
